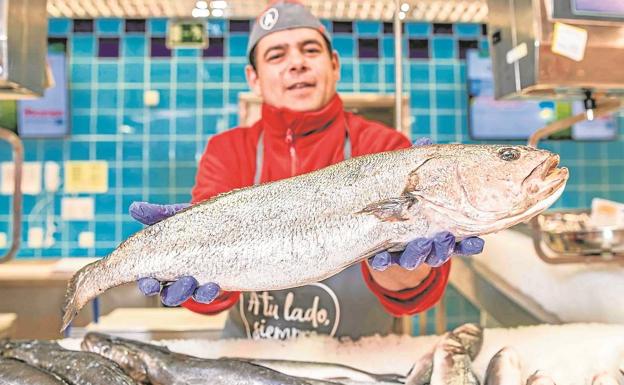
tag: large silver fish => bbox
[429,332,480,385]
[406,323,483,385]
[0,340,137,385]
[0,357,70,385]
[62,145,568,330]
[81,332,330,385]
[484,347,523,385]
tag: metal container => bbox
[0,0,48,99]
[530,210,624,264]
[486,0,624,100]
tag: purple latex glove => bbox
[129,202,191,225]
[368,232,485,271]
[130,201,221,306]
[414,137,433,146]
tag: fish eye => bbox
[498,148,521,161]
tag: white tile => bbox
[28,227,44,249]
[144,90,160,106]
[1,162,42,195]
[44,161,61,192]
[78,231,95,248]
[61,197,95,221]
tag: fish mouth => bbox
[523,154,569,199]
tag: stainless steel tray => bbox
[530,210,624,264]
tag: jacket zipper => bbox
[285,128,297,177]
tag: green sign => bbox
[167,20,208,49]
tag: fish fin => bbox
[60,259,104,332]
[355,195,418,222]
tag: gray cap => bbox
[247,0,331,62]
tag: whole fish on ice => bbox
[0,357,70,385]
[429,332,480,385]
[241,358,404,383]
[81,332,339,385]
[62,144,568,330]
[590,372,620,385]
[484,347,523,385]
[407,323,483,385]
[0,340,137,385]
[525,371,556,385]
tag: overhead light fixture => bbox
[210,0,227,9]
[399,11,406,19]
[196,0,209,9]
[211,8,224,17]
[400,3,409,12]
[192,7,210,17]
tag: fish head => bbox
[484,347,522,385]
[0,340,57,362]
[407,145,568,236]
[451,323,483,360]
[82,332,153,384]
[526,370,557,385]
[487,346,522,370]
[591,372,620,385]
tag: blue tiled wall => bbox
[0,18,623,260]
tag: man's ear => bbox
[246,64,262,96]
[331,50,340,82]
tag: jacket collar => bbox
[260,93,344,138]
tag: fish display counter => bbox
[449,227,624,326]
[0,323,624,385]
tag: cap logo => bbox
[260,8,279,30]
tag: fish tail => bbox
[61,259,107,332]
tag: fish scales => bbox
[99,148,418,288]
[406,323,483,385]
[63,145,568,329]
[0,357,70,385]
[81,332,340,385]
[0,340,137,385]
[430,333,480,385]
[239,358,405,383]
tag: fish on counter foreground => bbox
[429,332,480,385]
[81,332,338,385]
[525,371,557,385]
[0,357,70,385]
[484,347,523,385]
[590,372,620,385]
[62,144,569,330]
[239,358,405,383]
[406,323,483,385]
[0,339,137,385]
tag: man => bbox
[130,1,483,339]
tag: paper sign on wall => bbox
[552,22,588,62]
[17,52,69,138]
[64,161,109,193]
[61,197,95,221]
[0,162,42,195]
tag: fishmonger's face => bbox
[246,28,340,112]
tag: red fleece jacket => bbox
[182,94,450,316]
